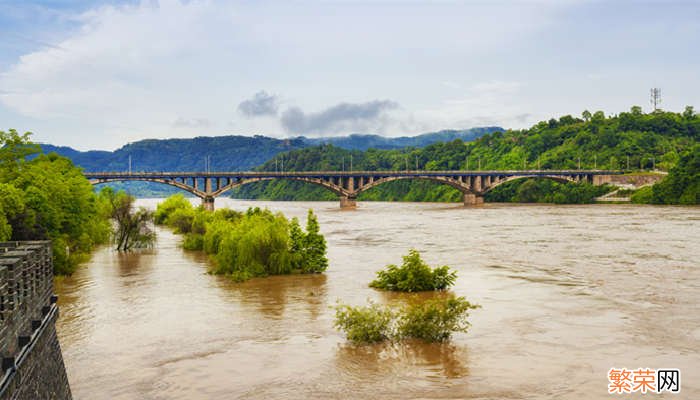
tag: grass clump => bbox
[370,249,457,292]
[334,295,479,344]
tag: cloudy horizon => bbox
[1,0,698,150]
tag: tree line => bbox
[1,130,112,274]
[231,106,699,205]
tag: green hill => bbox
[39,128,499,196]
[230,106,699,204]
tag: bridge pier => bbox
[340,195,357,209]
[463,193,484,206]
[202,196,215,211]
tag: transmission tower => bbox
[650,88,661,111]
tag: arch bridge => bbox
[84,170,622,210]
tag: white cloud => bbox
[0,0,697,149]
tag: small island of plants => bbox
[370,249,457,292]
[155,194,328,281]
[334,296,480,344]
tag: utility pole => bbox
[275,158,278,172]
[405,155,408,171]
[350,155,353,171]
[415,156,418,171]
[281,156,284,172]
[128,155,132,174]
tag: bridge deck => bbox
[85,170,622,179]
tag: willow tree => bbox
[100,188,155,251]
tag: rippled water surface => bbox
[55,200,700,399]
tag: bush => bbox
[397,296,479,342]
[334,302,395,343]
[370,249,456,292]
[154,194,192,224]
[154,195,329,282]
[631,186,654,204]
[334,295,479,344]
[182,233,204,250]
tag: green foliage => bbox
[1,130,111,274]
[154,195,329,281]
[98,188,155,251]
[649,145,699,204]
[334,301,395,343]
[397,296,480,342]
[631,186,654,204]
[334,296,479,344]
[303,210,328,273]
[486,179,614,204]
[370,249,457,292]
[234,107,698,204]
[154,194,192,224]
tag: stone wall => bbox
[593,173,666,187]
[0,241,72,400]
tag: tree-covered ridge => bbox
[632,144,700,205]
[40,129,498,197]
[1,130,111,274]
[231,107,699,204]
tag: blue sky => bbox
[0,0,698,150]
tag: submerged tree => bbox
[100,188,155,251]
[303,210,328,273]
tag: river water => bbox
[55,200,700,399]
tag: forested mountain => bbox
[39,128,500,172]
[231,107,699,204]
[302,128,500,150]
[38,128,500,196]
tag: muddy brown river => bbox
[55,200,700,399]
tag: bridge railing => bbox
[84,169,623,177]
[0,241,54,373]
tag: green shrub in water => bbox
[334,301,395,344]
[397,296,480,342]
[370,249,457,292]
[334,295,479,344]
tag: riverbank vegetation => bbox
[1,130,111,274]
[231,106,698,204]
[370,249,457,292]
[631,144,699,205]
[97,188,155,251]
[154,194,328,281]
[334,296,479,344]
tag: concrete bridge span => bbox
[84,170,622,209]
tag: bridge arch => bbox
[354,175,475,196]
[481,175,578,193]
[210,176,348,198]
[89,178,209,198]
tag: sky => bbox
[0,0,698,150]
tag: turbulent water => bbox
[55,200,700,399]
